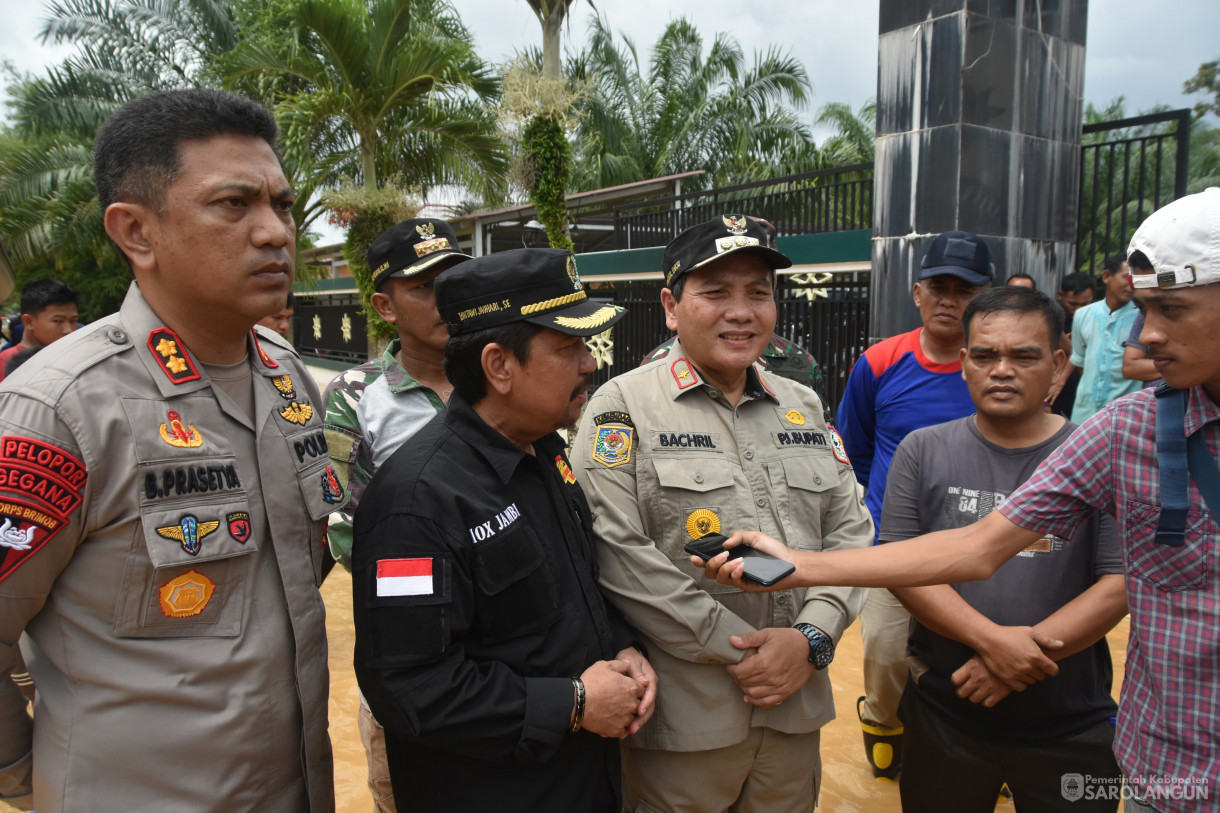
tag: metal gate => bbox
[589,271,870,415]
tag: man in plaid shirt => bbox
[696,189,1220,811]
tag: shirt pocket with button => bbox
[116,396,257,637]
[650,456,742,596]
[114,494,258,637]
[471,523,562,644]
[768,452,841,551]
[1121,499,1210,591]
[276,421,344,583]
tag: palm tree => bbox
[223,0,507,200]
[569,16,816,192]
[222,0,508,340]
[0,0,237,316]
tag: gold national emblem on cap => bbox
[723,214,748,235]
[416,222,436,239]
[686,509,721,539]
[566,254,581,290]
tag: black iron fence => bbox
[588,271,871,414]
[295,293,369,365]
[613,164,873,249]
[1078,109,1191,273]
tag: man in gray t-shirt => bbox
[883,287,1127,812]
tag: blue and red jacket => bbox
[835,328,976,542]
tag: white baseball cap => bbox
[1129,187,1220,289]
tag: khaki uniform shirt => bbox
[572,339,872,752]
[0,284,337,812]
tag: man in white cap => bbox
[696,188,1220,813]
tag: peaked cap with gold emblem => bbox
[367,218,472,291]
[662,214,792,287]
[436,247,626,337]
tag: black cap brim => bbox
[673,244,793,286]
[375,250,472,290]
[918,265,992,286]
[523,299,626,336]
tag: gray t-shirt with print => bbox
[881,415,1121,744]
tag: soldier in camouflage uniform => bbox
[322,217,471,813]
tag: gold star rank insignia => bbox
[146,327,200,385]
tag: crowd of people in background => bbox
[1,87,1215,813]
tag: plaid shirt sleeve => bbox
[999,412,1117,539]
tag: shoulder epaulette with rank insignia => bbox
[670,358,699,390]
[147,327,201,385]
[251,329,279,369]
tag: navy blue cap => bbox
[919,231,995,286]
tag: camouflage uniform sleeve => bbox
[322,367,374,572]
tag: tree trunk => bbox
[541,6,563,82]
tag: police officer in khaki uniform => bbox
[572,215,873,812]
[0,89,337,812]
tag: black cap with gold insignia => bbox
[436,247,626,337]
[662,214,793,287]
[367,218,472,291]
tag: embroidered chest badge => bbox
[592,425,633,468]
[147,328,200,385]
[158,410,204,448]
[271,375,296,400]
[321,465,344,504]
[156,514,220,556]
[0,500,67,586]
[686,509,721,539]
[226,511,252,544]
[555,455,577,484]
[158,570,216,618]
[279,402,314,426]
[785,409,806,426]
[829,426,850,465]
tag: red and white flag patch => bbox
[376,557,434,597]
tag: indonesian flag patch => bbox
[376,557,434,597]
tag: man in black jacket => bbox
[353,248,655,812]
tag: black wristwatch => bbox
[793,623,834,670]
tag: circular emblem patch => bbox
[158,570,216,618]
[685,509,722,540]
[785,409,806,426]
[829,426,851,465]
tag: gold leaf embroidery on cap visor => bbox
[553,305,620,330]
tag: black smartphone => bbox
[683,532,796,587]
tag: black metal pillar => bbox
[870,0,1088,340]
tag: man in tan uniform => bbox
[0,89,337,811]
[573,215,873,812]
